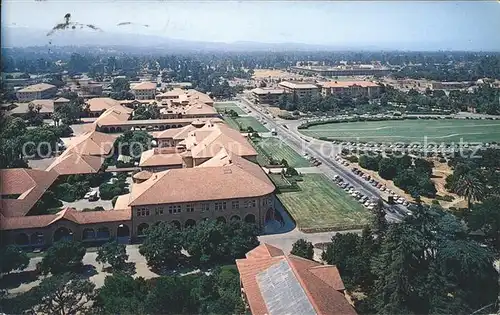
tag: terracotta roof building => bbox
[86,97,122,115]
[317,81,381,98]
[1,207,132,248]
[114,152,275,235]
[139,147,184,172]
[0,168,59,217]
[16,83,57,102]
[46,131,117,175]
[236,243,357,315]
[131,82,157,100]
[278,81,319,98]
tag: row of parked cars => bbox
[332,175,378,211]
[304,153,322,166]
[350,167,410,207]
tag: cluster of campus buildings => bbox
[2,79,359,314]
[0,86,278,247]
[251,80,382,106]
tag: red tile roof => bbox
[0,169,59,217]
[129,154,274,206]
[236,243,357,315]
[0,207,131,230]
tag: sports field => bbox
[300,119,500,143]
[224,116,269,133]
[277,174,371,232]
[252,138,310,168]
[214,102,246,115]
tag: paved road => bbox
[238,96,407,222]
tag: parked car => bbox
[88,191,99,202]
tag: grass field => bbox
[252,137,310,168]
[277,174,371,232]
[214,102,246,115]
[223,116,269,133]
[300,119,500,143]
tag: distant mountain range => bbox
[2,26,495,52]
[1,26,347,51]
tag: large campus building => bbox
[317,81,381,98]
[15,83,58,102]
[290,64,392,77]
[251,88,285,105]
[130,82,157,100]
[0,108,276,247]
[278,81,319,98]
[236,243,357,315]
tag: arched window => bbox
[244,214,256,224]
[117,224,130,237]
[216,216,226,224]
[171,220,181,230]
[230,215,241,222]
[82,228,96,240]
[184,219,196,229]
[54,227,73,242]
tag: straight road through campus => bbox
[238,96,406,222]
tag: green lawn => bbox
[214,102,246,115]
[299,119,500,144]
[278,174,372,232]
[223,116,269,133]
[252,137,310,168]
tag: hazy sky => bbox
[2,0,500,50]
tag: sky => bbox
[2,0,500,50]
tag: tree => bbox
[370,199,387,234]
[145,275,199,314]
[25,273,96,315]
[96,240,129,271]
[378,158,397,180]
[467,195,500,250]
[290,239,314,260]
[94,273,149,314]
[38,240,86,275]
[139,222,184,270]
[452,172,485,210]
[26,102,44,126]
[184,220,259,267]
[0,245,29,275]
[370,204,498,314]
[115,130,152,159]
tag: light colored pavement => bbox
[296,166,323,174]
[259,228,361,258]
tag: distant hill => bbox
[1,26,378,52]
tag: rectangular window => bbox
[136,209,141,217]
[244,201,249,208]
[155,207,164,215]
[169,205,181,214]
[186,204,194,212]
[201,203,210,212]
[250,200,256,208]
[232,200,239,209]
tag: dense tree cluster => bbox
[323,204,499,314]
[445,148,500,250]
[0,115,72,168]
[139,220,259,270]
[358,154,436,198]
[92,265,244,314]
